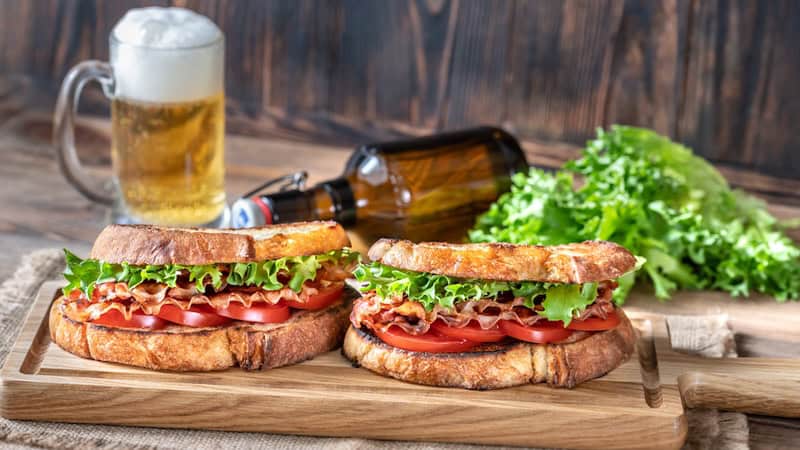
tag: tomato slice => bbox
[214,302,290,324]
[373,325,478,353]
[91,308,168,330]
[567,310,620,331]
[156,304,232,327]
[430,320,507,343]
[284,285,344,310]
[498,320,573,344]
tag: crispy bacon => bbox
[575,280,616,320]
[166,283,199,300]
[351,280,618,335]
[64,270,344,322]
[130,282,169,304]
[318,262,352,282]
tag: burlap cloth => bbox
[0,249,749,450]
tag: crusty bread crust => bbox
[368,239,636,283]
[89,221,351,265]
[49,294,352,371]
[342,309,636,389]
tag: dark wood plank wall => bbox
[2,0,799,179]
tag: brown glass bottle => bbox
[233,127,528,248]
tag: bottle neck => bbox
[261,177,356,225]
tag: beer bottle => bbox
[233,127,528,250]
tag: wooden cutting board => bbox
[2,282,799,449]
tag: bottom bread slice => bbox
[342,309,636,389]
[49,295,351,371]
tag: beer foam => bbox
[111,7,223,103]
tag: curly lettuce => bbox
[353,262,638,326]
[63,248,359,299]
[469,126,800,302]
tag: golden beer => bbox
[111,93,225,225]
[54,8,228,226]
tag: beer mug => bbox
[54,7,228,227]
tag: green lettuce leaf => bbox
[469,125,800,302]
[353,262,635,326]
[63,248,358,298]
[539,283,597,325]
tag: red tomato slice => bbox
[284,285,344,310]
[567,310,620,331]
[215,302,290,324]
[91,308,168,330]
[430,320,507,343]
[373,325,478,353]
[156,304,232,327]
[498,320,573,344]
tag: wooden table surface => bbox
[2,78,800,448]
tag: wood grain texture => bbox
[2,282,688,450]
[626,312,800,419]
[676,0,800,178]
[679,373,800,418]
[601,0,687,135]
[2,0,800,179]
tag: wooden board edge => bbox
[1,376,689,450]
[1,280,61,378]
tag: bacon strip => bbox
[64,267,346,322]
[351,280,617,335]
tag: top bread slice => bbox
[90,221,351,265]
[368,239,636,284]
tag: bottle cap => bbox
[231,198,267,228]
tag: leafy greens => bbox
[63,248,358,299]
[353,261,614,326]
[469,126,800,302]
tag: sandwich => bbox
[52,221,358,371]
[344,239,641,389]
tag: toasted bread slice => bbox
[49,294,352,371]
[342,309,636,389]
[368,239,636,283]
[89,221,351,265]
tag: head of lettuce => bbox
[469,125,800,303]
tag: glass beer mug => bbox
[54,7,228,227]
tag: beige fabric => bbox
[666,315,738,358]
[666,315,749,450]
[0,249,747,450]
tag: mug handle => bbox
[53,61,115,205]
